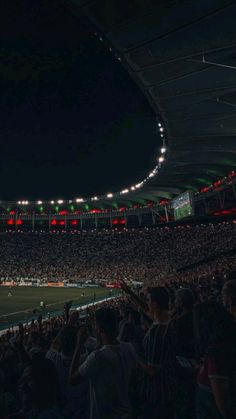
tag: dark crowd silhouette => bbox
[0,222,236,418]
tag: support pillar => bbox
[15,212,18,232]
[164,206,169,223]
[49,213,51,232]
[152,210,155,225]
[218,191,223,209]
[32,211,35,232]
[232,182,236,200]
[138,213,142,226]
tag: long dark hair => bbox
[193,301,235,358]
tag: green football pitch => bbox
[0,286,118,330]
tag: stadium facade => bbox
[0,172,235,231]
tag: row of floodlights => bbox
[95,32,122,63]
[17,123,167,205]
[95,32,167,191]
[95,32,167,184]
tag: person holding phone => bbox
[69,307,137,419]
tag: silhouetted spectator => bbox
[194,302,236,419]
[69,308,137,419]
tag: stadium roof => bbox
[65,0,236,205]
[1,0,236,211]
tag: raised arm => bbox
[69,327,88,385]
[119,277,149,314]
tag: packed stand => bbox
[0,222,236,283]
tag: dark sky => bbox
[0,0,158,201]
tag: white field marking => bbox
[0,296,119,336]
[0,292,107,319]
[0,299,70,318]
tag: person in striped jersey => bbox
[119,281,177,419]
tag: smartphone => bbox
[176,356,193,369]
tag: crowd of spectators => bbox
[0,273,236,419]
[0,222,235,284]
[0,221,236,418]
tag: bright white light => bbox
[50,200,55,205]
[37,200,42,205]
[160,134,164,138]
[159,127,164,132]
[158,123,162,127]
[91,196,98,201]
[159,156,165,163]
[148,172,155,178]
[120,189,129,194]
[57,200,63,204]
[107,193,113,198]
[135,183,142,189]
[161,147,167,153]
[131,186,136,191]
[76,198,84,203]
[18,201,21,205]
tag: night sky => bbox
[1,0,158,201]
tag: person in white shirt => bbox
[69,307,137,419]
